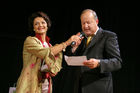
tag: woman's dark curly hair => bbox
[28,11,51,33]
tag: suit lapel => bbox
[86,28,103,49]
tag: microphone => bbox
[71,31,85,46]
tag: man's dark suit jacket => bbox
[53,28,122,93]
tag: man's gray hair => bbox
[80,9,98,20]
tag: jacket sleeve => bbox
[100,32,122,73]
[24,36,62,74]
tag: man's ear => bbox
[96,19,99,24]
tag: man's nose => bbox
[84,23,88,28]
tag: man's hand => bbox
[83,58,100,69]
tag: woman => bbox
[16,11,80,93]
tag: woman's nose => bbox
[39,23,43,26]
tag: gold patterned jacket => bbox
[16,36,62,93]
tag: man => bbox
[53,9,122,93]
[69,9,122,93]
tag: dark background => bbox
[0,1,138,93]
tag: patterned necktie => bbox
[86,36,92,47]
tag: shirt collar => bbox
[85,26,99,38]
[94,26,99,35]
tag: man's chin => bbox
[85,32,91,36]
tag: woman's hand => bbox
[49,72,57,77]
[65,32,84,46]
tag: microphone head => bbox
[79,31,85,37]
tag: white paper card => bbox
[64,55,87,66]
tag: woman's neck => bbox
[35,33,46,43]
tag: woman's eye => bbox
[34,22,39,26]
[42,21,46,24]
